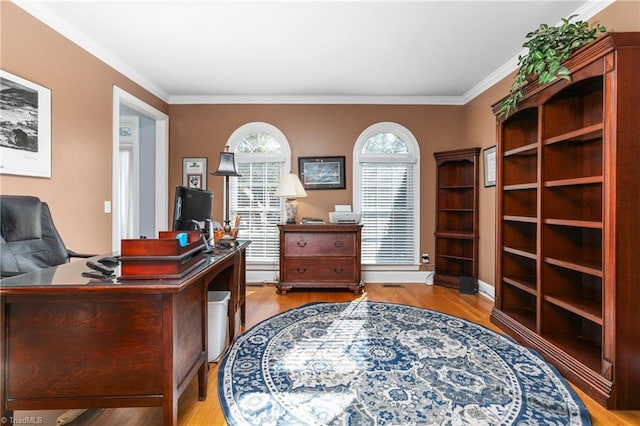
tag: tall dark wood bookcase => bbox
[433,148,480,288]
[491,33,640,409]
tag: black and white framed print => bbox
[0,70,52,178]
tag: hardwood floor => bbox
[14,283,640,425]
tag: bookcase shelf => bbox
[433,148,480,289]
[491,33,640,409]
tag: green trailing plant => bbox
[499,15,606,118]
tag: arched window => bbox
[227,122,291,263]
[353,122,420,266]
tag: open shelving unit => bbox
[491,33,639,409]
[433,147,480,288]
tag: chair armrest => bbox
[67,250,95,259]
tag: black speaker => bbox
[459,276,478,294]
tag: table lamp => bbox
[211,147,241,247]
[275,173,307,224]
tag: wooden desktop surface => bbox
[0,242,248,426]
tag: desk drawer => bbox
[284,232,355,256]
[285,258,356,282]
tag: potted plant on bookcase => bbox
[498,15,607,118]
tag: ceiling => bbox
[15,1,611,104]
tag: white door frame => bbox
[112,86,169,252]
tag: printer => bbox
[329,211,361,224]
[329,205,361,224]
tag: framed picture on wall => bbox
[298,156,346,190]
[183,157,207,190]
[0,69,52,178]
[483,146,496,187]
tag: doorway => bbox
[112,86,169,251]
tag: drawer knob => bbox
[334,268,344,273]
[297,241,307,248]
[334,241,344,248]
[296,268,307,273]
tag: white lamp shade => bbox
[275,173,307,198]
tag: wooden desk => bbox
[0,242,248,426]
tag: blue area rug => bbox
[219,301,590,425]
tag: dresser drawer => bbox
[284,232,355,256]
[285,258,356,282]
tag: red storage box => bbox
[120,231,205,279]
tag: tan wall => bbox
[169,104,464,266]
[1,0,637,281]
[461,77,512,286]
[0,2,168,254]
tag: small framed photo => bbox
[0,70,52,178]
[183,157,207,190]
[298,156,346,190]
[483,146,497,187]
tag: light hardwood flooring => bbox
[15,283,640,425]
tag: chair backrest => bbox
[0,195,70,277]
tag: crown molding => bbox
[12,0,170,103]
[168,94,465,105]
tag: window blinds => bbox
[360,162,415,264]
[231,162,283,263]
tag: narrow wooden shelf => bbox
[543,334,602,374]
[504,183,538,191]
[544,122,603,145]
[544,176,603,187]
[439,185,475,189]
[503,246,537,260]
[544,256,602,278]
[439,254,473,262]
[504,215,537,224]
[504,142,538,157]
[544,294,603,325]
[438,208,474,212]
[503,276,537,295]
[543,218,603,229]
[501,308,537,332]
[435,231,475,239]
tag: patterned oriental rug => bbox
[218,301,590,425]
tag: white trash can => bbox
[207,291,230,362]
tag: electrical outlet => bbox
[421,253,430,264]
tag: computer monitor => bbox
[172,185,213,231]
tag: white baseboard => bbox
[478,279,495,301]
[247,268,495,301]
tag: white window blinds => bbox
[360,162,416,264]
[231,162,283,263]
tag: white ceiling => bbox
[14,0,612,104]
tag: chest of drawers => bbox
[277,224,363,294]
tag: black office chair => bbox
[0,195,93,278]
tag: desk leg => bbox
[240,249,246,327]
[198,362,207,401]
[162,397,178,426]
[0,297,12,423]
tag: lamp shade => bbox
[275,173,307,198]
[212,151,241,177]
